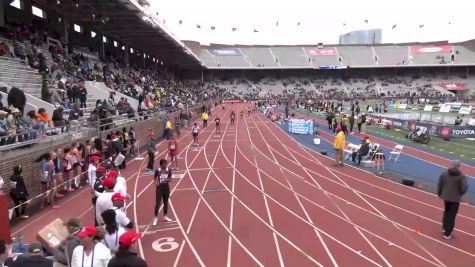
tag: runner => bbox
[240,110,244,118]
[174,116,181,136]
[169,135,178,170]
[248,107,251,115]
[230,111,235,126]
[191,123,200,147]
[153,159,173,226]
[215,116,221,135]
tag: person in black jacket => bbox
[352,139,370,165]
[107,231,148,267]
[9,165,29,219]
[438,160,468,239]
[7,87,26,115]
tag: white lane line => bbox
[232,143,442,266]
[186,112,265,267]
[173,240,186,267]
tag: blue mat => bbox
[280,122,475,195]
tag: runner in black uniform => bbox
[230,111,235,126]
[153,159,173,226]
[215,117,221,135]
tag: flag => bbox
[162,19,166,24]
[342,22,346,26]
[196,24,201,29]
[419,24,424,28]
[297,22,301,26]
[392,24,397,29]
[232,27,237,31]
[364,19,368,23]
[179,20,182,25]
[448,22,451,25]
[254,28,259,33]
[211,26,215,30]
[276,21,279,26]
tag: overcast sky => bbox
[149,0,475,46]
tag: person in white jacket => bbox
[71,226,111,267]
[87,156,100,186]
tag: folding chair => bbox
[388,144,404,162]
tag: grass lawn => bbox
[297,109,475,163]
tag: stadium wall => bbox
[0,104,209,208]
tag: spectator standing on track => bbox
[191,123,200,147]
[88,156,100,186]
[202,111,209,127]
[152,159,173,226]
[169,135,178,170]
[9,165,29,219]
[349,113,355,133]
[333,127,345,166]
[438,160,468,239]
[96,178,116,226]
[215,116,221,135]
[111,193,133,229]
[107,231,148,267]
[71,226,111,267]
[164,118,172,140]
[230,111,235,126]
[146,129,156,173]
[174,117,181,137]
[101,209,125,255]
[340,114,349,134]
[356,115,363,133]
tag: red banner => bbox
[438,83,468,91]
[411,45,452,54]
[222,99,242,103]
[307,48,336,56]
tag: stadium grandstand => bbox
[0,0,474,266]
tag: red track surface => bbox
[12,104,475,267]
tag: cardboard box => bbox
[36,218,69,248]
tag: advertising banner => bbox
[423,105,433,111]
[399,104,407,109]
[439,104,452,113]
[209,48,242,56]
[307,48,336,56]
[287,119,314,134]
[370,115,475,138]
[410,45,452,54]
[318,65,348,69]
[459,106,473,115]
[438,83,468,91]
[222,99,242,103]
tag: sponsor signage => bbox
[438,83,468,91]
[439,104,452,113]
[307,48,336,56]
[398,104,407,109]
[459,106,473,115]
[370,115,475,138]
[288,119,314,135]
[222,99,242,103]
[410,45,452,54]
[209,48,242,56]
[319,65,348,69]
[423,105,433,111]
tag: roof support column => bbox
[63,17,69,56]
[124,45,129,66]
[0,0,5,27]
[101,31,106,61]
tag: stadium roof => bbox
[33,0,202,68]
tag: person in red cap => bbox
[168,135,178,170]
[111,192,133,229]
[107,231,147,267]
[333,126,346,166]
[153,158,173,225]
[88,156,101,186]
[71,226,111,267]
[95,177,116,226]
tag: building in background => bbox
[339,29,382,45]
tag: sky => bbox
[148,0,475,46]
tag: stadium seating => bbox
[241,48,279,67]
[374,45,409,65]
[270,47,312,67]
[338,46,376,66]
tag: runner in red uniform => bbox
[168,135,178,170]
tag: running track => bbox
[12,104,475,266]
